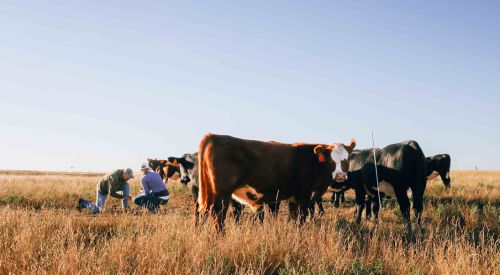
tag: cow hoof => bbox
[404,224,413,234]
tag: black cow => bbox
[349,140,427,228]
[364,153,452,220]
[426,154,451,188]
[168,153,200,199]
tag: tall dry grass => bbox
[0,170,498,274]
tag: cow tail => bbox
[408,141,427,196]
[197,134,214,216]
[407,140,427,225]
[408,141,427,216]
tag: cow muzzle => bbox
[170,172,181,181]
[180,175,191,185]
[333,172,347,183]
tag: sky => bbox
[0,1,499,172]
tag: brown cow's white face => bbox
[313,139,356,183]
[331,139,356,182]
[330,144,350,182]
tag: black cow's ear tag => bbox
[318,154,326,163]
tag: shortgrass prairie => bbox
[0,170,498,274]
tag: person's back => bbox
[98,169,128,199]
[134,163,169,212]
[141,171,169,198]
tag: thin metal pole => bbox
[372,131,382,208]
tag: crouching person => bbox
[133,163,169,213]
[77,168,134,214]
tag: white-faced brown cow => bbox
[196,134,356,232]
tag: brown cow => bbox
[196,134,356,232]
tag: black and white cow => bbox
[426,154,451,188]
[349,140,427,227]
[168,153,199,200]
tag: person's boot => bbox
[76,198,87,211]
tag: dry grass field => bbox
[0,170,498,274]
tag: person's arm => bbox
[141,176,151,195]
[108,172,125,199]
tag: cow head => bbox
[147,158,180,183]
[147,158,165,176]
[167,155,197,185]
[314,139,356,183]
[426,154,451,189]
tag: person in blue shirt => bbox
[133,163,169,213]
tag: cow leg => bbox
[192,186,202,226]
[288,202,299,221]
[194,201,200,226]
[308,203,315,219]
[231,200,244,224]
[268,202,280,217]
[316,197,325,216]
[255,206,265,223]
[365,197,372,220]
[329,192,335,205]
[411,188,424,227]
[371,197,380,222]
[196,201,211,227]
[211,196,230,233]
[395,190,411,229]
[298,202,309,224]
[340,190,345,204]
[191,185,199,201]
[333,192,341,208]
[354,186,366,224]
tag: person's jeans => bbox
[81,183,130,214]
[133,193,168,213]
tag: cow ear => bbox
[168,157,177,163]
[314,145,330,163]
[172,159,178,167]
[347,139,356,150]
[313,145,324,155]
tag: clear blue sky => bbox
[1,1,499,171]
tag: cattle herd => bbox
[149,134,451,233]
